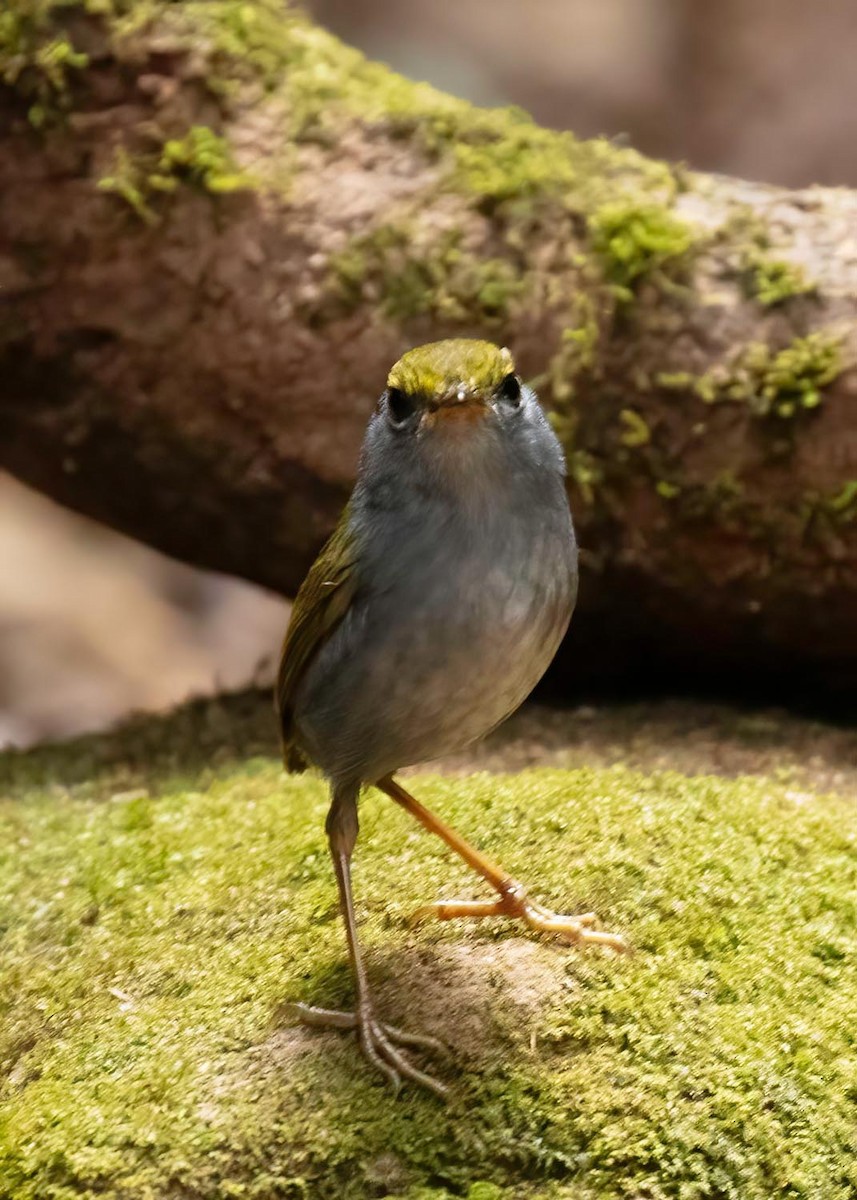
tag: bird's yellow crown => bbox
[387,339,515,399]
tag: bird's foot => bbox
[413,882,627,953]
[289,1001,449,1099]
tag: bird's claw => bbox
[414,884,628,953]
[520,896,628,952]
[288,1001,450,1099]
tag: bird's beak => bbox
[422,388,488,429]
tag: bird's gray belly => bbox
[294,521,575,785]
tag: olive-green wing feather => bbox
[276,507,358,772]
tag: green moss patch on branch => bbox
[187,0,671,211]
[3,0,696,369]
[2,707,856,1199]
[157,124,249,192]
[655,333,843,423]
[742,333,843,417]
[0,1,88,127]
[696,333,843,419]
[743,252,815,308]
[98,125,251,223]
[588,201,695,301]
[720,209,816,309]
[328,225,525,324]
[799,478,857,547]
[4,0,699,423]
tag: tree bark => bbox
[2,0,857,694]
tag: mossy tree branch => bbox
[2,0,857,691]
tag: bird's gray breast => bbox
[294,467,577,786]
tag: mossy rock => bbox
[1,699,856,1199]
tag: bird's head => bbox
[381,339,524,435]
[359,338,565,502]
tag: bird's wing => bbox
[276,506,358,772]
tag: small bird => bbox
[276,339,625,1097]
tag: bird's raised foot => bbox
[288,1001,450,1099]
[413,883,628,953]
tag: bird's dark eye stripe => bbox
[386,387,418,425]
[497,373,521,406]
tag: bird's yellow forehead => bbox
[387,339,515,398]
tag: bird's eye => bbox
[386,387,418,427]
[496,373,522,409]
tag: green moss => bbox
[800,479,857,539]
[186,0,469,158]
[827,479,857,517]
[542,303,606,506]
[726,334,841,418]
[442,114,674,223]
[588,201,695,300]
[329,225,524,324]
[647,469,751,530]
[6,0,693,397]
[450,116,580,207]
[90,2,681,258]
[157,125,248,192]
[466,1185,504,1200]
[745,253,814,308]
[0,2,89,126]
[677,333,843,421]
[189,0,661,208]
[692,470,745,520]
[546,302,600,406]
[181,0,675,227]
[564,448,603,507]
[98,125,250,222]
[97,146,159,223]
[619,408,651,448]
[654,370,696,392]
[2,702,856,1199]
[655,479,681,500]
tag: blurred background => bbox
[4,0,857,748]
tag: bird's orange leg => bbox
[377,775,627,952]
